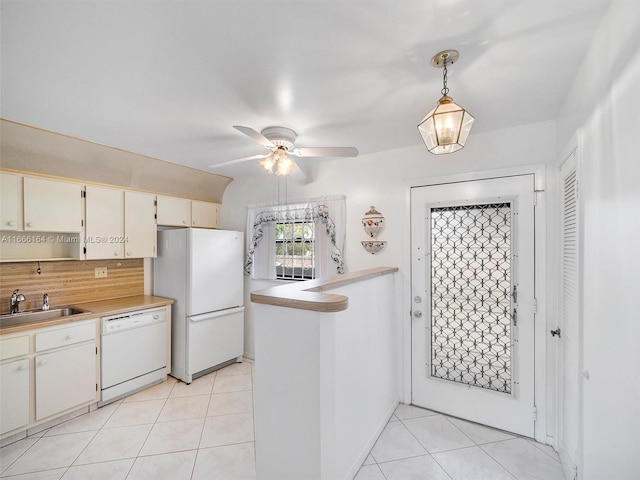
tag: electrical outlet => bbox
[94,267,108,278]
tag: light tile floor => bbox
[357,404,565,480]
[1,361,564,480]
[0,361,255,480]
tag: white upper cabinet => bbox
[124,191,156,258]
[156,195,191,227]
[85,185,124,259]
[191,200,220,229]
[0,172,19,230]
[23,177,83,232]
[1,170,222,260]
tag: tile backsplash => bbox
[0,259,143,314]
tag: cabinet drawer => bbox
[35,322,96,352]
[0,336,29,361]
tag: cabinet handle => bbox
[7,220,16,226]
[65,335,73,340]
[115,252,119,257]
[182,220,187,224]
[126,251,132,256]
[26,222,34,228]
[18,363,28,371]
[193,221,197,225]
[37,359,47,366]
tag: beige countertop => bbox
[250,266,398,313]
[0,295,174,334]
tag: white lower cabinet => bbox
[0,319,98,438]
[0,358,30,434]
[35,342,96,420]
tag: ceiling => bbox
[1,0,611,179]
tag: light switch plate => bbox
[95,267,108,278]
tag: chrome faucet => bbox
[42,293,50,311]
[10,289,26,314]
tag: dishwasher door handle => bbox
[189,306,245,322]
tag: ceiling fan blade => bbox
[208,154,269,169]
[233,125,275,149]
[291,146,359,158]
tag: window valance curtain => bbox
[245,195,346,279]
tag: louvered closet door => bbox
[560,150,582,473]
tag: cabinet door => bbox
[35,342,96,420]
[156,195,191,227]
[0,172,19,230]
[85,185,124,259]
[23,177,83,232]
[191,201,220,229]
[124,191,156,258]
[0,358,30,434]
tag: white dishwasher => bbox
[100,307,167,405]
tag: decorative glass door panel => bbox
[411,175,535,437]
[430,203,513,394]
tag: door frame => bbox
[403,163,550,443]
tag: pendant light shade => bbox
[418,50,474,154]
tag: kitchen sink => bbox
[0,307,87,328]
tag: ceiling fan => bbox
[209,126,359,175]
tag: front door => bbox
[411,175,536,437]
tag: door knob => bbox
[413,310,422,318]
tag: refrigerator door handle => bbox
[189,306,245,322]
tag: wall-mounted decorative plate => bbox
[362,206,385,239]
[361,240,386,255]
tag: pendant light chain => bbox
[441,62,449,97]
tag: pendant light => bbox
[418,50,474,154]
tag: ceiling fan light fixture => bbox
[276,155,296,175]
[210,125,358,174]
[259,154,276,173]
[418,50,474,155]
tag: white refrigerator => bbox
[154,228,244,383]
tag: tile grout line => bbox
[115,379,177,479]
[67,401,125,479]
[400,413,469,480]
[0,365,256,479]
[478,439,524,480]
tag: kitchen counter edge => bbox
[0,295,174,334]
[250,266,398,313]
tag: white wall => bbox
[222,119,557,359]
[253,272,399,480]
[556,2,640,479]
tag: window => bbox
[245,196,345,280]
[275,221,315,280]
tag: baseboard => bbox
[558,444,577,480]
[344,399,399,480]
